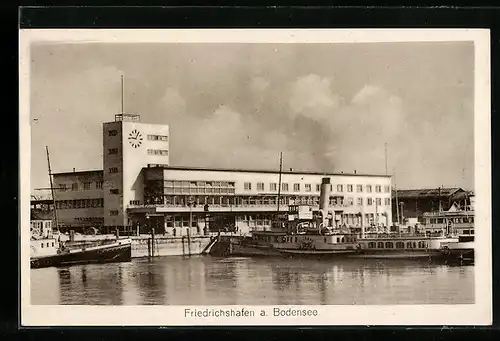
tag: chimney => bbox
[319,177,331,211]
[319,177,331,228]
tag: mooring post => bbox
[151,227,155,257]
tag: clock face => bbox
[128,129,143,148]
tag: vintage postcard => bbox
[20,29,491,326]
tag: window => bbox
[337,184,343,192]
[109,167,119,173]
[147,149,169,156]
[109,210,119,216]
[108,148,118,155]
[244,182,252,191]
[357,197,363,206]
[384,185,390,193]
[71,183,78,191]
[282,183,289,192]
[293,183,300,192]
[257,182,264,191]
[83,182,91,190]
[129,200,140,205]
[110,189,119,195]
[356,184,363,192]
[96,181,103,189]
[305,184,312,192]
[376,198,382,206]
[270,183,277,191]
[347,184,353,192]
[59,184,67,191]
[108,130,118,137]
[316,184,320,192]
[367,198,373,205]
[366,185,372,193]
[147,134,168,142]
[346,197,354,206]
[375,185,382,193]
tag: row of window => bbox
[145,194,391,207]
[59,181,103,191]
[164,180,236,188]
[108,130,168,142]
[55,198,104,209]
[244,182,390,193]
[366,241,429,249]
[147,149,169,156]
[147,134,168,142]
[427,217,474,224]
[74,217,104,222]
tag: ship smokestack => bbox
[319,177,331,228]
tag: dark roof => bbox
[144,165,391,178]
[30,199,54,205]
[53,170,103,177]
[393,188,464,198]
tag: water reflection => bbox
[31,256,475,305]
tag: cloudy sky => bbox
[29,41,474,193]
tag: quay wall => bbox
[59,233,215,258]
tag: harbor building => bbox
[47,114,393,235]
[391,188,474,223]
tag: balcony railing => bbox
[126,203,390,213]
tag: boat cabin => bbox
[421,209,474,236]
[30,238,59,258]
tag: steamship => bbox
[231,177,359,257]
[31,146,132,269]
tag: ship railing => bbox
[359,232,444,239]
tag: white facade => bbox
[102,114,169,228]
[50,115,391,233]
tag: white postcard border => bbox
[19,28,492,326]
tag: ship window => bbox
[471,229,474,234]
[396,242,404,248]
[47,242,49,247]
[324,237,327,243]
[407,242,412,248]
[413,242,417,248]
[385,242,393,249]
[52,242,54,247]
[368,242,376,248]
[463,230,470,235]
[377,242,384,248]
[341,237,345,243]
[41,243,44,248]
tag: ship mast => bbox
[276,152,283,218]
[46,146,59,232]
[394,169,400,225]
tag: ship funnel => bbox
[319,177,331,211]
[319,177,331,228]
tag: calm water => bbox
[31,256,474,305]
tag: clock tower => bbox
[102,114,170,232]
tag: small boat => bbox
[30,232,132,269]
[440,235,475,264]
[31,146,133,269]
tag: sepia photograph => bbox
[20,29,491,326]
